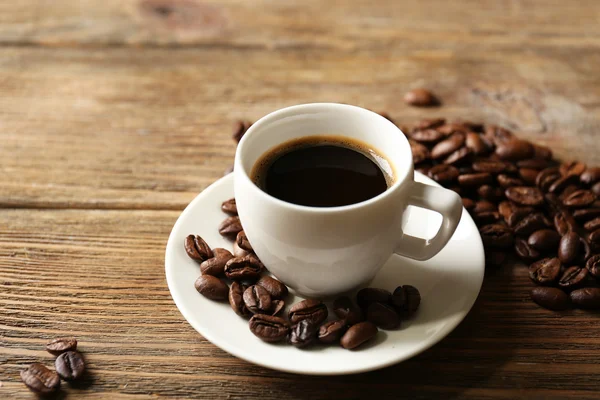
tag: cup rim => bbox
[234,103,412,214]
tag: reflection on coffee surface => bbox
[251,135,394,207]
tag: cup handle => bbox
[394,181,463,261]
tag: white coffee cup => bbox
[234,103,463,297]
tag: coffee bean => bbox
[517,159,551,170]
[530,287,570,311]
[585,255,600,278]
[505,186,544,206]
[443,147,472,165]
[497,174,524,188]
[428,164,459,184]
[485,250,508,267]
[340,321,378,350]
[554,213,570,235]
[414,118,446,131]
[411,129,445,143]
[200,248,233,276]
[333,296,364,325]
[548,174,580,194]
[485,125,513,145]
[528,229,560,253]
[416,164,432,175]
[194,275,229,300]
[515,238,541,262]
[289,299,328,325]
[256,275,288,299]
[560,161,586,177]
[536,167,561,192]
[462,198,475,211]
[458,166,474,175]
[473,200,497,213]
[249,314,290,342]
[581,167,600,185]
[558,232,582,264]
[584,217,600,231]
[289,319,319,348]
[519,168,540,185]
[590,229,600,252]
[270,300,285,316]
[570,288,600,310]
[593,182,600,197]
[563,190,596,208]
[431,132,465,160]
[409,140,430,164]
[404,88,438,107]
[184,234,213,263]
[529,257,561,285]
[221,198,238,215]
[224,255,263,281]
[558,266,588,290]
[498,201,529,225]
[558,185,580,201]
[55,351,85,381]
[514,212,551,236]
[449,185,463,195]
[402,285,421,316]
[472,160,507,174]
[46,337,77,356]
[573,208,600,222]
[356,288,392,309]
[478,185,504,201]
[229,281,250,317]
[473,211,501,226]
[218,216,243,239]
[243,285,272,314]
[232,120,251,142]
[20,363,60,394]
[318,320,348,344]
[495,139,533,161]
[233,230,253,257]
[479,224,514,249]
[533,144,553,160]
[466,132,488,155]
[458,172,493,188]
[366,302,401,330]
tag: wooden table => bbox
[1,1,600,398]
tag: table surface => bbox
[1,1,600,399]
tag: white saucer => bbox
[165,172,484,375]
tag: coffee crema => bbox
[251,135,394,207]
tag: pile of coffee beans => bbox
[184,198,421,349]
[20,337,85,394]
[231,114,600,312]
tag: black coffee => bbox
[251,136,394,207]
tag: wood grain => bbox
[1,0,600,398]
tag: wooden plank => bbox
[0,46,599,210]
[0,0,599,49]
[0,209,600,399]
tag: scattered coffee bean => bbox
[340,322,378,350]
[233,230,253,257]
[400,285,421,317]
[218,216,243,239]
[443,147,471,165]
[366,302,401,330]
[517,158,551,170]
[473,200,496,214]
[411,129,445,144]
[431,132,465,160]
[318,320,348,344]
[46,337,77,356]
[195,275,229,301]
[505,186,544,206]
[584,217,600,232]
[529,257,561,285]
[458,172,492,188]
[249,314,290,342]
[586,255,600,278]
[530,287,571,311]
[527,229,560,253]
[554,213,570,235]
[570,288,600,310]
[519,168,540,185]
[270,300,285,316]
[243,285,272,314]
[229,281,250,317]
[573,208,600,222]
[414,118,446,131]
[224,255,263,281]
[560,161,586,177]
[472,160,507,174]
[184,234,213,263]
[221,198,238,215]
[409,140,431,164]
[563,190,596,208]
[559,266,588,290]
[20,363,60,394]
[479,224,514,249]
[256,275,288,299]
[289,299,328,325]
[462,198,475,211]
[404,88,438,107]
[515,238,541,262]
[200,248,233,276]
[558,232,582,264]
[549,174,579,194]
[428,164,459,184]
[593,182,600,197]
[356,288,392,309]
[232,120,251,142]
[55,351,85,381]
[289,319,319,348]
[465,131,487,155]
[581,167,600,185]
[333,296,364,325]
[514,213,551,237]
[478,184,503,201]
[498,174,524,188]
[495,139,533,161]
